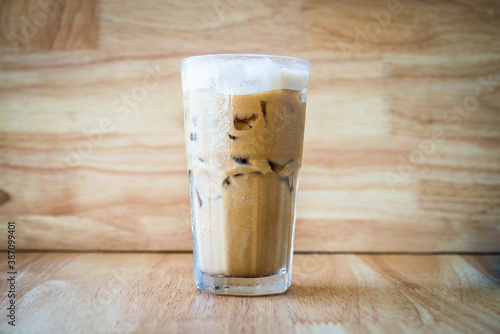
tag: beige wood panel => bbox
[0,0,99,51]
[305,0,500,56]
[0,0,499,251]
[0,253,499,333]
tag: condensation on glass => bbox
[181,54,309,295]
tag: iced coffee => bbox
[181,54,309,295]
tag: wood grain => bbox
[0,253,498,333]
[0,0,99,51]
[0,0,499,251]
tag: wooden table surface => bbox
[0,252,499,333]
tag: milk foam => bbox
[181,55,309,95]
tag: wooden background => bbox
[0,0,499,252]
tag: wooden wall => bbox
[0,0,499,251]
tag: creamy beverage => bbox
[181,55,309,295]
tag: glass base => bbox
[194,267,291,296]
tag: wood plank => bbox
[0,0,499,251]
[0,0,99,51]
[305,0,500,57]
[97,0,500,57]
[98,0,306,56]
[0,253,498,333]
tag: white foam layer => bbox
[181,55,309,95]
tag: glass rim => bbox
[180,53,309,66]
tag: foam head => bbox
[180,54,310,95]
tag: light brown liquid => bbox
[185,89,306,277]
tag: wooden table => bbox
[1,252,499,333]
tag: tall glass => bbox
[180,54,309,295]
